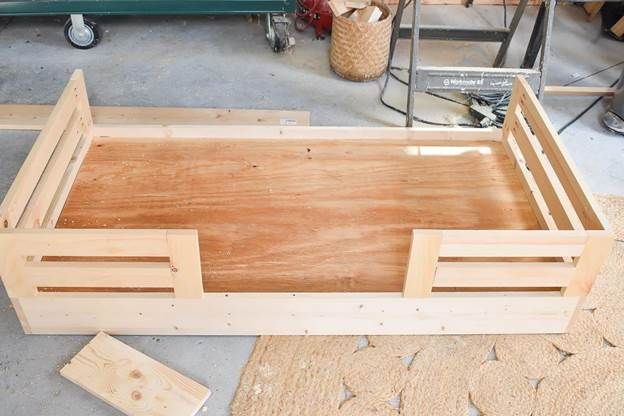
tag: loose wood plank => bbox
[610,16,624,38]
[543,85,616,97]
[0,104,310,130]
[61,332,210,416]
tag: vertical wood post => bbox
[502,77,523,141]
[72,69,93,131]
[1,254,37,298]
[167,230,204,299]
[563,231,613,297]
[403,230,442,297]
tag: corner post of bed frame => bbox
[166,230,204,299]
[502,77,524,143]
[403,230,442,297]
[563,230,614,297]
[0,233,36,334]
[0,232,38,298]
[71,69,93,133]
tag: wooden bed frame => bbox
[0,70,613,335]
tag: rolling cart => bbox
[0,0,295,51]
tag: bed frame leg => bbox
[167,230,204,299]
[403,230,442,297]
[563,232,613,297]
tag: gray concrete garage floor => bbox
[0,3,623,415]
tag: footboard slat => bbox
[434,262,574,287]
[437,230,587,257]
[26,262,173,288]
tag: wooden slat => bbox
[515,76,607,230]
[20,293,580,335]
[26,262,173,288]
[504,132,557,230]
[92,124,502,142]
[434,262,575,287]
[583,2,604,20]
[564,231,614,296]
[0,104,310,130]
[61,332,211,416]
[435,230,587,257]
[18,110,85,228]
[0,74,81,228]
[403,230,442,297]
[544,85,616,97]
[9,229,171,257]
[510,107,583,230]
[166,230,204,298]
[40,134,92,229]
[610,16,624,38]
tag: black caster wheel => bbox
[265,14,293,53]
[64,17,100,49]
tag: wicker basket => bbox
[330,1,392,82]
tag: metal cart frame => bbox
[0,0,296,51]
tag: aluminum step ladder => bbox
[388,0,556,127]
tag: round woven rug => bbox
[232,195,624,416]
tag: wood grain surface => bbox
[57,138,540,292]
[60,332,210,415]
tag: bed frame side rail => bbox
[0,69,93,230]
[502,76,609,232]
[0,228,204,301]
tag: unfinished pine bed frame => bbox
[0,70,614,335]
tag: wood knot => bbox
[129,369,142,379]
[131,390,142,401]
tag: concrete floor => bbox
[0,4,623,415]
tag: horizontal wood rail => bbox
[403,229,612,297]
[0,69,92,229]
[543,86,617,97]
[0,104,310,130]
[0,228,203,299]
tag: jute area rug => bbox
[231,194,624,416]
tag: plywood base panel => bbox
[56,138,540,293]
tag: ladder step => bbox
[399,25,510,42]
[415,66,540,93]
